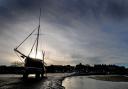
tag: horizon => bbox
[1,62,128,68]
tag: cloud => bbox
[0,0,128,65]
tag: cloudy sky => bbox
[0,0,128,66]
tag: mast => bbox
[35,8,41,58]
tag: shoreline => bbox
[61,74,128,88]
[62,74,128,83]
[89,75,128,82]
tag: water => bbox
[62,76,128,89]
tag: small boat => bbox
[14,9,46,79]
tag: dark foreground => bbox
[0,74,128,89]
[0,73,69,89]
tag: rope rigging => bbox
[16,26,38,49]
[14,8,43,60]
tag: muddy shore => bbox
[0,73,71,89]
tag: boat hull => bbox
[23,57,45,79]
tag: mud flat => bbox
[0,73,72,89]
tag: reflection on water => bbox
[62,76,128,89]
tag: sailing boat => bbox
[14,9,46,79]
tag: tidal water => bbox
[62,76,128,89]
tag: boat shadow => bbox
[6,77,48,89]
